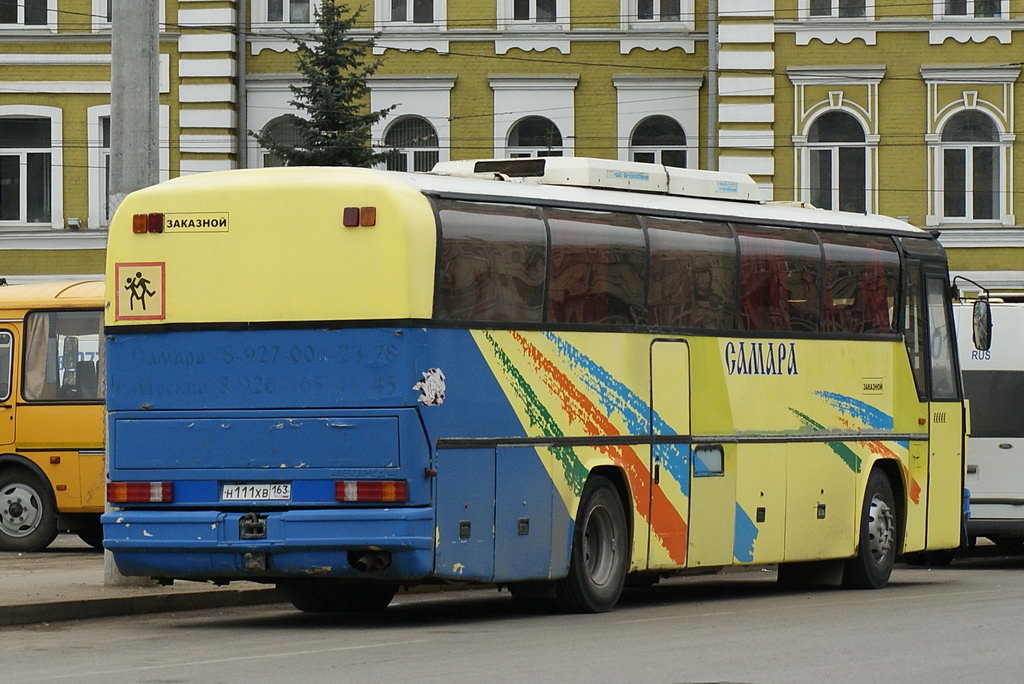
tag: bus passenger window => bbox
[0,331,11,401]
[435,200,547,323]
[23,310,104,402]
[736,224,822,333]
[647,217,736,330]
[545,208,645,326]
[820,233,899,334]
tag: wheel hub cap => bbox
[0,484,43,538]
[867,493,894,564]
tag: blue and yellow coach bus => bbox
[102,158,974,613]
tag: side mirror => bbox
[972,300,992,351]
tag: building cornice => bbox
[937,229,1024,248]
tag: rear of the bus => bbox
[102,167,441,582]
[957,302,1024,547]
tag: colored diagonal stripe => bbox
[482,331,587,495]
[790,408,863,473]
[510,331,687,565]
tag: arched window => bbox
[940,110,999,221]
[629,115,686,168]
[384,116,439,172]
[807,111,866,213]
[507,116,563,158]
[259,116,303,167]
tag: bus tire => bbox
[0,467,58,552]
[843,469,898,589]
[555,475,629,613]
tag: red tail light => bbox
[132,213,164,234]
[107,481,173,503]
[335,480,407,503]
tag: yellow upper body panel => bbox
[0,281,103,313]
[104,167,437,327]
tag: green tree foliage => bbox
[252,0,394,167]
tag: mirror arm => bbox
[951,275,990,302]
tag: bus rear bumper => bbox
[101,507,435,581]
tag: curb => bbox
[0,587,286,628]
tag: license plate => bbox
[221,483,292,501]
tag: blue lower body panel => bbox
[102,507,434,581]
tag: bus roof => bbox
[0,280,104,309]
[397,170,926,237]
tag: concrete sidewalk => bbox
[0,535,284,627]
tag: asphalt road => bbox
[3,554,1024,684]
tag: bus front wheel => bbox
[555,475,629,613]
[0,467,58,552]
[843,469,898,589]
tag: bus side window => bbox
[820,233,899,334]
[23,310,103,402]
[647,217,737,330]
[0,331,11,401]
[435,200,547,323]
[736,224,822,333]
[545,208,645,326]
[926,276,959,400]
[902,262,928,400]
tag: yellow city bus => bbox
[103,159,973,613]
[0,280,105,551]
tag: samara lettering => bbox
[724,341,799,376]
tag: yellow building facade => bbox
[2,0,1022,290]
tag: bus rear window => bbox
[821,233,899,334]
[23,310,104,402]
[435,200,547,323]
[962,371,1024,437]
[647,217,736,330]
[545,208,645,326]
[737,224,822,333]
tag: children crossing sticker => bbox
[115,262,166,321]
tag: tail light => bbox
[335,480,407,503]
[107,481,174,503]
[132,213,164,234]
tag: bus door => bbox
[647,341,693,568]
[923,271,964,549]
[0,326,14,446]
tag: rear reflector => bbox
[107,481,174,503]
[132,213,164,234]
[335,480,407,503]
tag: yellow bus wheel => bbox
[0,467,58,552]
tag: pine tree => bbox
[252,0,395,167]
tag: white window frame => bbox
[614,77,700,169]
[628,116,688,168]
[87,104,169,229]
[374,0,445,29]
[252,0,321,26]
[506,116,565,158]
[0,0,56,31]
[800,110,869,213]
[382,115,441,172]
[496,0,569,30]
[934,0,1007,19]
[91,1,166,32]
[368,75,454,168]
[798,0,875,21]
[933,109,1007,225]
[490,76,576,158]
[0,106,62,230]
[622,0,693,29]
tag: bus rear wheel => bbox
[843,469,898,589]
[282,579,396,613]
[555,475,629,613]
[0,467,58,552]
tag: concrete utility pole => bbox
[105,0,161,587]
[108,0,161,218]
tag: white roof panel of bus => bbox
[396,171,926,236]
